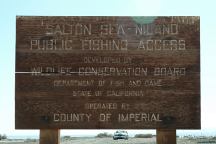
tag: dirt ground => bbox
[0,137,216,144]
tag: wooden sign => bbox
[15,16,200,129]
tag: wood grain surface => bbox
[15,16,200,129]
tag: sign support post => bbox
[40,129,60,144]
[156,129,176,144]
[39,129,177,144]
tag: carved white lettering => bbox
[53,113,92,122]
[82,39,128,51]
[137,39,185,51]
[118,113,161,122]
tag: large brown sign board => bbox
[15,16,200,129]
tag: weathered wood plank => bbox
[15,50,199,72]
[157,129,176,144]
[40,129,60,144]
[15,90,200,129]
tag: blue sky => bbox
[0,0,216,137]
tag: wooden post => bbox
[40,129,60,144]
[156,129,176,144]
